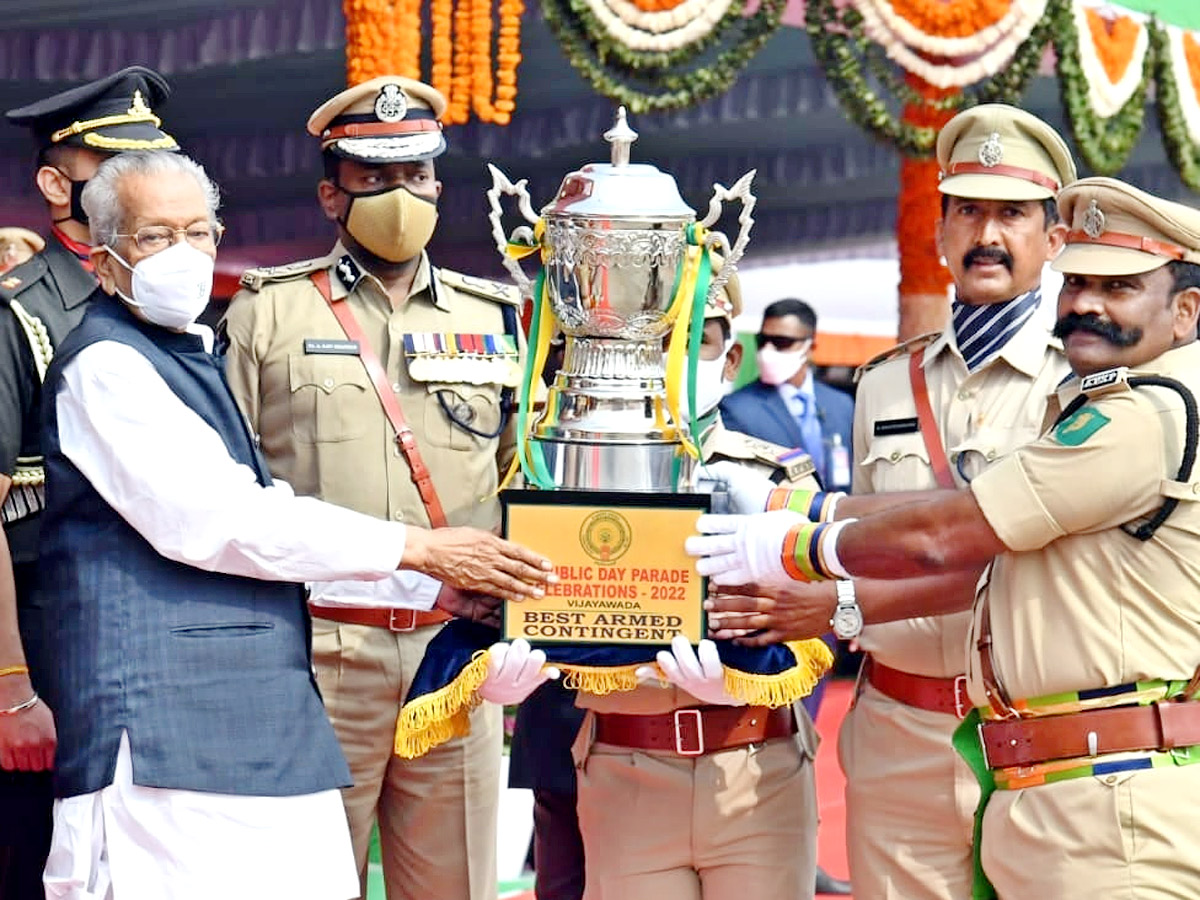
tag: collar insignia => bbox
[978,132,1004,168]
[335,254,361,291]
[374,84,408,124]
[1081,200,1106,239]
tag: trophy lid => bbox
[542,107,694,221]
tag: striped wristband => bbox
[766,488,846,522]
[780,519,856,582]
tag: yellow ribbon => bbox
[662,226,708,459]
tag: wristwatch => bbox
[830,580,863,640]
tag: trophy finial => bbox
[604,107,638,167]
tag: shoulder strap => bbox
[8,299,53,382]
[909,346,956,490]
[310,270,448,529]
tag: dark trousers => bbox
[0,769,53,900]
[533,789,585,900]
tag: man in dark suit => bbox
[719,296,854,896]
[720,298,854,493]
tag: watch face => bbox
[832,605,863,640]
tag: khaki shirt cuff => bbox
[970,452,1065,553]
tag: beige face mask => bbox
[342,184,438,263]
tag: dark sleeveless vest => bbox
[28,292,350,798]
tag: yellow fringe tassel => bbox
[393,638,835,758]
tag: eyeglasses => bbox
[755,333,813,351]
[113,222,225,254]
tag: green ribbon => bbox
[952,708,998,900]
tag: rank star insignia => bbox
[1,277,20,289]
[1082,200,1106,239]
[374,84,407,123]
[335,255,361,290]
[978,132,1004,167]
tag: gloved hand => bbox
[636,636,740,705]
[685,509,809,585]
[695,460,776,514]
[478,639,560,705]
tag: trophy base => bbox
[533,438,692,491]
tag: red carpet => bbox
[503,678,856,900]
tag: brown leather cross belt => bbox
[866,657,970,719]
[979,700,1200,769]
[308,604,452,633]
[593,705,795,756]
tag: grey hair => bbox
[82,151,221,248]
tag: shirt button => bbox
[957,389,972,401]
[392,382,402,393]
[323,377,335,388]
[889,450,902,462]
[985,449,996,461]
[393,510,405,522]
[1104,775,1117,785]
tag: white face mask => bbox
[107,240,215,330]
[682,339,735,422]
[756,341,810,386]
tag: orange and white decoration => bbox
[854,0,1047,88]
[344,0,524,125]
[583,0,736,52]
[1073,1,1150,118]
[1163,22,1200,145]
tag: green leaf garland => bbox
[1151,20,1200,191]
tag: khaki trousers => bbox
[573,719,817,900]
[839,684,977,900]
[983,762,1200,899]
[313,618,500,900]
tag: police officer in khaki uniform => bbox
[693,175,1200,897]
[492,270,825,900]
[0,67,178,900]
[707,104,1076,899]
[222,77,521,900]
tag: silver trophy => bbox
[488,108,756,492]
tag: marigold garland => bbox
[886,0,1011,41]
[1084,6,1142,84]
[1153,20,1200,191]
[343,0,523,125]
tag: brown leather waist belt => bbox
[979,700,1200,769]
[866,657,970,719]
[593,705,795,756]
[308,604,452,633]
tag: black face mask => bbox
[49,170,89,226]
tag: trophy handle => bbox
[698,170,756,302]
[486,163,542,299]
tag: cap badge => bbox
[374,84,408,123]
[978,132,1004,168]
[128,89,152,118]
[1082,200,1106,239]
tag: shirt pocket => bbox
[948,429,1008,483]
[421,382,503,451]
[288,354,374,444]
[859,433,932,490]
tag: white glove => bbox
[695,460,776,514]
[478,639,560,705]
[685,509,809,585]
[636,636,739,706]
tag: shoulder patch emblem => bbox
[1053,407,1111,446]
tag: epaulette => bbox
[1079,366,1131,398]
[709,427,817,482]
[854,331,942,383]
[436,268,521,307]
[0,253,49,305]
[239,256,333,292]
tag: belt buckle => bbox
[673,709,705,756]
[388,608,418,632]
[953,674,969,719]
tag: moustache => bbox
[963,246,1014,271]
[1052,312,1143,348]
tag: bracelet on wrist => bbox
[0,692,38,717]
[0,664,30,679]
[767,488,847,522]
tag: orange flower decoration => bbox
[1184,31,1200,101]
[1083,7,1143,85]
[888,0,1011,40]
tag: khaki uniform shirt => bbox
[580,419,820,734]
[222,244,523,533]
[967,342,1200,704]
[853,313,1069,678]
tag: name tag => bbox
[304,339,360,355]
[873,417,919,437]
